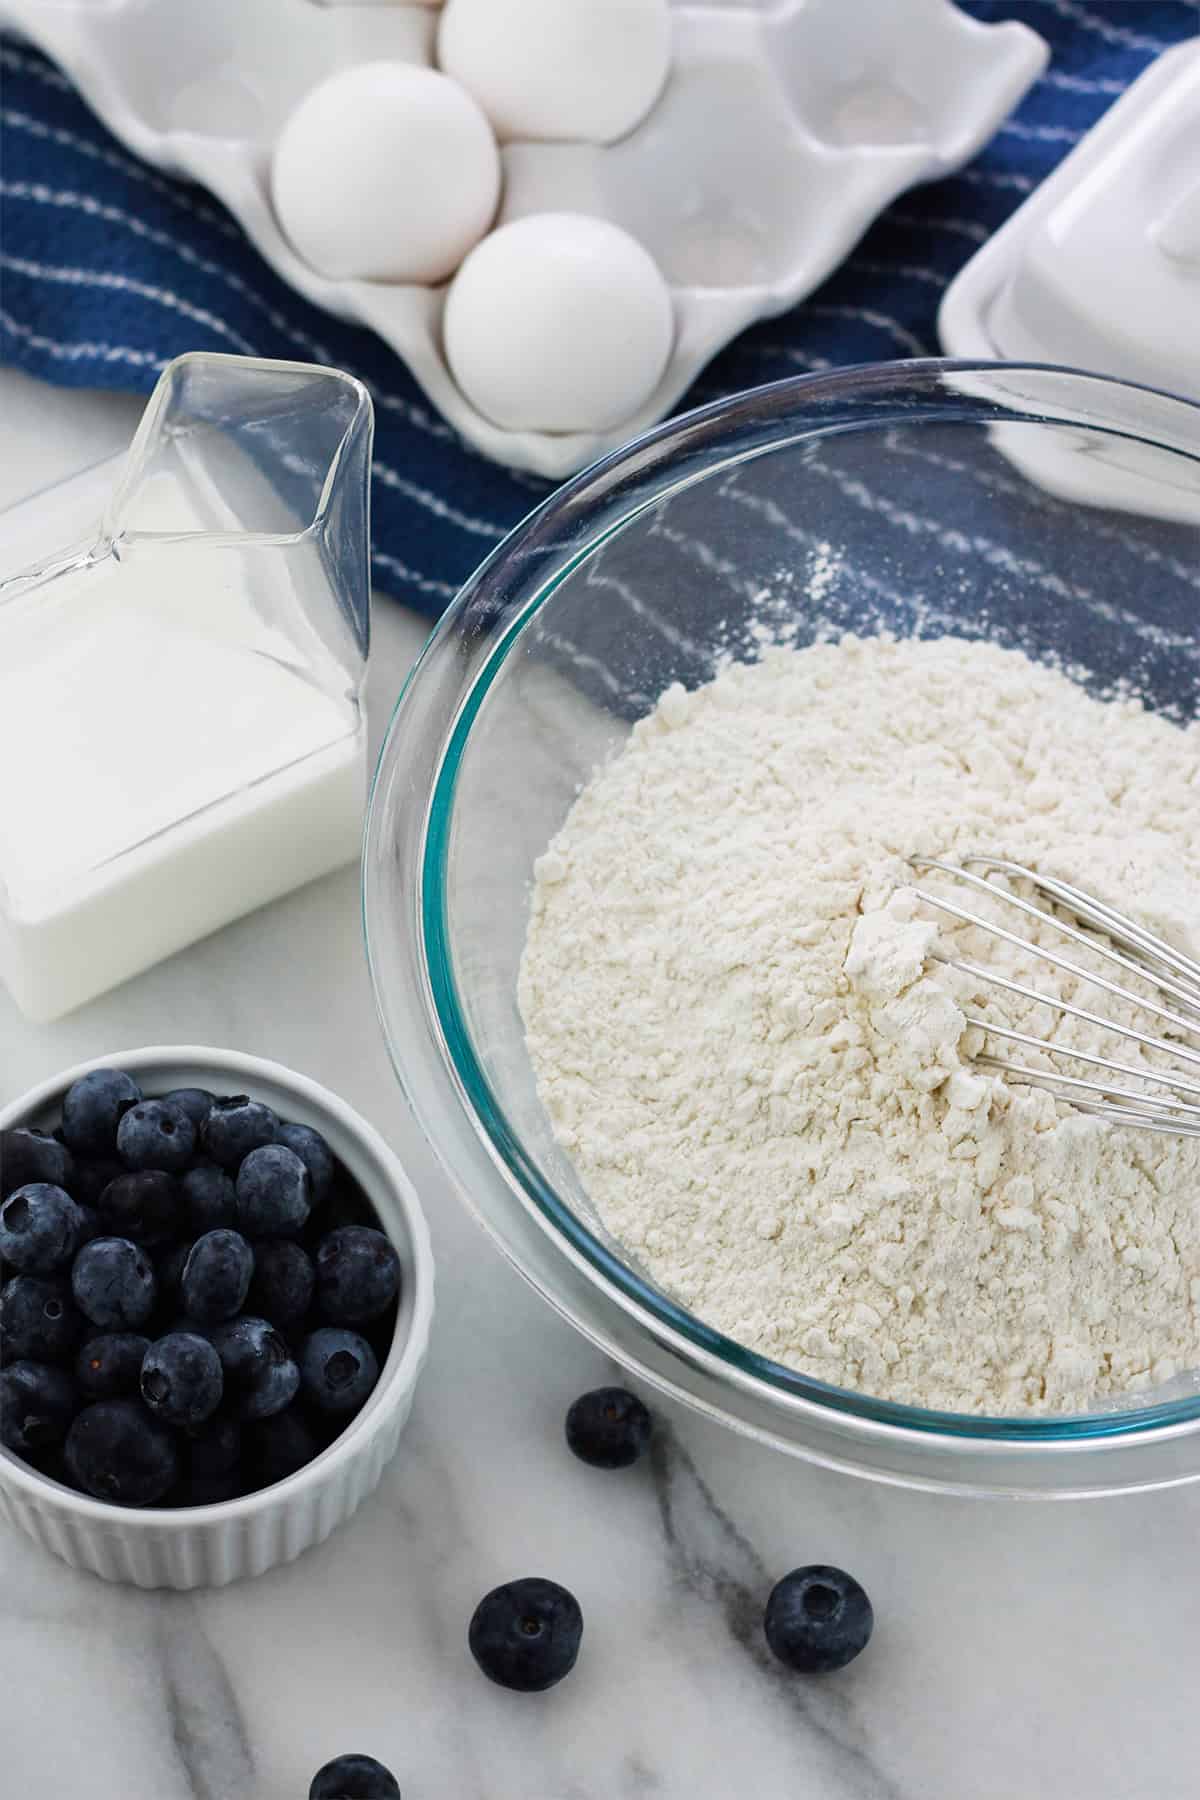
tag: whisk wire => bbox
[975,860,1200,1001]
[934,952,1200,1075]
[968,1018,1200,1101]
[908,855,1200,1137]
[911,856,1200,1022]
[972,1056,1200,1120]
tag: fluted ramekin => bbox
[0,1046,434,1588]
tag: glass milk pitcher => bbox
[0,352,374,1021]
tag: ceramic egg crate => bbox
[1,0,1047,475]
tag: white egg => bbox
[271,63,499,285]
[438,0,672,144]
[443,213,674,434]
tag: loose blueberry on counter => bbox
[246,1405,319,1490]
[300,1327,379,1417]
[275,1121,336,1207]
[64,1398,178,1506]
[181,1229,254,1324]
[201,1096,278,1170]
[117,1099,197,1175]
[76,1332,152,1400]
[0,1127,75,1200]
[0,1275,83,1363]
[141,1331,224,1428]
[315,1227,400,1326]
[161,1087,216,1130]
[468,1578,583,1692]
[183,1411,242,1483]
[181,1163,238,1236]
[565,1387,652,1470]
[71,1237,157,1331]
[310,1754,401,1800]
[248,1240,315,1328]
[0,1361,77,1457]
[61,1068,142,1159]
[763,1566,874,1674]
[210,1316,300,1421]
[236,1144,311,1238]
[0,1183,86,1274]
[98,1169,181,1246]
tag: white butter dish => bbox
[0,352,374,1021]
[939,40,1200,520]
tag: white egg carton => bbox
[2,0,1047,475]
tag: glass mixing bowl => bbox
[364,361,1200,1498]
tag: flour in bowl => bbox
[518,635,1200,1414]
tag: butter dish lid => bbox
[940,39,1200,400]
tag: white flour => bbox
[518,636,1200,1414]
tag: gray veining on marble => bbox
[155,1602,257,1800]
[3,369,1200,1800]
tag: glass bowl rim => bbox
[369,357,1200,1449]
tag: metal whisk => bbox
[908,855,1200,1138]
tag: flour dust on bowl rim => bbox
[364,359,1200,1499]
[0,1047,435,1587]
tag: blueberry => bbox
[565,1387,652,1470]
[763,1567,874,1674]
[70,1157,124,1209]
[71,1238,157,1330]
[310,1754,401,1800]
[275,1122,336,1206]
[299,1328,379,1418]
[1,1127,75,1200]
[236,1145,311,1238]
[315,1228,400,1326]
[175,1471,240,1507]
[74,1204,103,1249]
[61,1068,142,1158]
[117,1100,197,1175]
[98,1170,181,1246]
[246,1406,319,1490]
[468,1578,583,1692]
[248,1240,315,1328]
[141,1331,224,1428]
[180,1163,238,1236]
[210,1316,300,1421]
[64,1399,178,1506]
[311,1184,373,1238]
[181,1230,254,1324]
[184,1412,241,1482]
[201,1096,278,1170]
[0,1183,86,1274]
[0,1275,83,1362]
[0,1361,77,1457]
[154,1240,194,1313]
[161,1087,216,1130]
[76,1332,152,1399]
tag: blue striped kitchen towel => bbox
[1,2,1196,616]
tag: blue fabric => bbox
[1,2,1196,615]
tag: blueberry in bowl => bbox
[0,1048,434,1589]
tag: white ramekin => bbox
[0,1046,435,1589]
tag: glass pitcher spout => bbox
[103,351,375,662]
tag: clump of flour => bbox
[518,635,1200,1414]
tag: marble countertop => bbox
[1,367,1196,1800]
